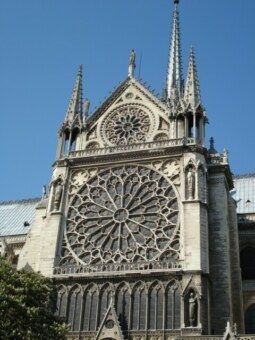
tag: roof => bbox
[0,198,40,237]
[233,174,255,214]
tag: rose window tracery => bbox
[103,106,151,145]
[63,165,179,266]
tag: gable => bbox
[85,78,170,149]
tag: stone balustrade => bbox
[53,259,182,277]
[67,137,197,159]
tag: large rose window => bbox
[63,166,179,266]
[102,106,151,145]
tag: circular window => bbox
[65,165,179,265]
[102,105,153,146]
[105,320,115,329]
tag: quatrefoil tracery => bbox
[64,166,180,266]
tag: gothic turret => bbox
[56,66,85,158]
[166,0,183,106]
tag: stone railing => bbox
[207,152,228,166]
[54,259,182,277]
[68,137,196,159]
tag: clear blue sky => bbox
[0,0,254,201]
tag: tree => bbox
[0,257,69,339]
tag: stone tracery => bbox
[103,106,151,145]
[61,165,180,266]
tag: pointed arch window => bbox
[148,283,164,330]
[67,286,83,331]
[165,282,181,330]
[82,285,99,331]
[241,246,255,280]
[99,285,112,326]
[70,128,79,152]
[116,284,130,331]
[131,284,147,330]
[56,286,68,321]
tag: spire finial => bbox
[65,65,84,123]
[166,0,183,102]
[128,49,136,78]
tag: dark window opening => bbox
[241,246,255,280]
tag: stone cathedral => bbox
[1,0,255,339]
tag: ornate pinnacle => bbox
[65,65,83,123]
[184,47,201,110]
[128,49,136,78]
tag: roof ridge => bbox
[234,173,255,179]
[0,197,41,205]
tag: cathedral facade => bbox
[1,1,255,339]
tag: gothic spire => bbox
[65,65,83,123]
[184,47,201,110]
[166,0,183,102]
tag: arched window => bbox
[63,130,70,155]
[148,283,164,330]
[165,282,181,330]
[70,128,79,152]
[99,285,112,326]
[240,246,255,280]
[56,287,68,321]
[131,283,147,330]
[116,284,130,331]
[245,304,255,334]
[67,286,83,331]
[82,285,98,331]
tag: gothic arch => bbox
[98,283,113,326]
[185,162,196,200]
[165,280,181,330]
[67,284,83,331]
[115,282,131,331]
[153,133,168,142]
[131,282,147,330]
[86,141,100,150]
[82,283,99,331]
[56,285,68,320]
[183,287,200,328]
[148,281,164,330]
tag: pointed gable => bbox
[85,77,170,148]
[96,303,124,340]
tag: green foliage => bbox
[0,257,69,340]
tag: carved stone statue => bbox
[188,292,197,327]
[53,180,63,211]
[128,49,136,77]
[187,167,195,200]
